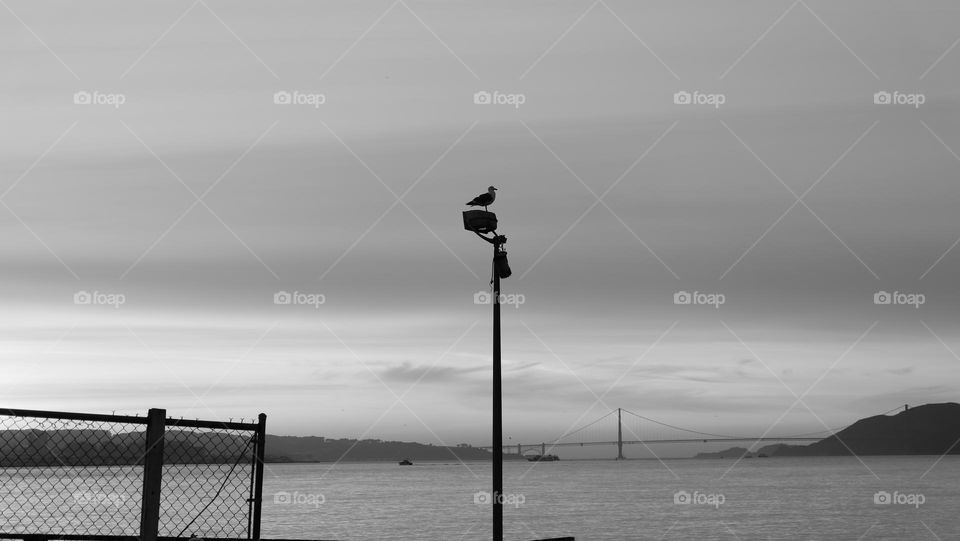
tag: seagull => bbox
[466,186,497,211]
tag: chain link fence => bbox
[0,408,265,540]
[159,422,257,538]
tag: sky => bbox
[3,1,960,456]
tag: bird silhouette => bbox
[466,186,497,211]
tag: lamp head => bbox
[494,250,511,279]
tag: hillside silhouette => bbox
[697,402,960,458]
[265,436,514,462]
[0,428,253,467]
[0,429,508,466]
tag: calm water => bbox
[261,456,960,540]
[2,457,958,540]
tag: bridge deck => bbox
[478,436,822,451]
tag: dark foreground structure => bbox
[0,407,268,541]
[0,407,574,541]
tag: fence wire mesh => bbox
[159,424,255,538]
[0,409,262,539]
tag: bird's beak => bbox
[492,187,498,191]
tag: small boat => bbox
[526,454,559,462]
[399,459,413,465]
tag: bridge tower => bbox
[617,408,625,460]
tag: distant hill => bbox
[693,446,751,459]
[697,403,960,458]
[264,435,516,462]
[0,428,252,467]
[775,402,960,456]
[0,428,511,466]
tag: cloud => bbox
[3,0,960,442]
[378,361,487,384]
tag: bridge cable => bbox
[544,409,618,445]
[621,408,848,440]
[620,408,747,439]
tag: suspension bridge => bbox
[478,407,868,459]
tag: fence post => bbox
[251,412,267,540]
[139,408,165,541]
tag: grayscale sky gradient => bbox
[3,1,960,452]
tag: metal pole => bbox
[139,408,165,541]
[617,408,624,460]
[492,240,503,541]
[247,428,257,538]
[251,413,267,540]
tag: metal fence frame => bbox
[0,407,266,541]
